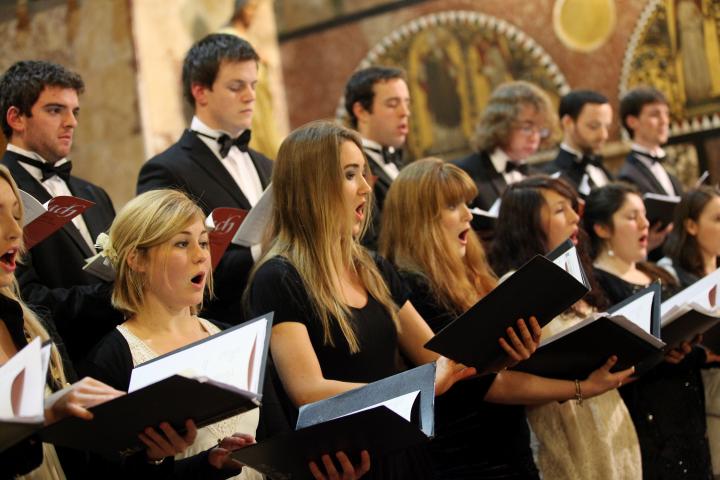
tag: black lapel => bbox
[628,154,669,194]
[180,130,251,209]
[479,153,507,198]
[248,150,272,188]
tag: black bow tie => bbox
[381,146,402,166]
[633,150,664,164]
[17,157,72,182]
[217,130,251,158]
[578,154,602,168]
[504,161,529,175]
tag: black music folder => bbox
[643,193,680,229]
[425,241,590,371]
[230,363,436,480]
[514,283,665,379]
[41,313,273,456]
[661,268,720,349]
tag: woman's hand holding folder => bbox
[44,376,123,424]
[498,316,542,368]
[581,356,635,398]
[309,450,371,480]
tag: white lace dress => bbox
[526,311,642,479]
[117,319,263,479]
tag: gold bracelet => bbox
[574,379,583,406]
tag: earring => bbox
[607,247,615,257]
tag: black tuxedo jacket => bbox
[1,150,121,365]
[137,129,273,325]
[618,152,684,196]
[544,148,614,195]
[452,151,509,211]
[361,149,398,250]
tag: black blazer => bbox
[452,151,508,211]
[137,130,273,325]
[1,150,121,365]
[618,152,684,196]
[544,148,614,195]
[361,148,398,250]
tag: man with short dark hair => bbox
[618,86,682,256]
[618,86,683,196]
[0,60,121,366]
[545,90,614,196]
[344,66,410,247]
[137,33,273,326]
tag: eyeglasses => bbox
[514,121,551,139]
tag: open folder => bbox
[0,338,51,452]
[514,283,665,379]
[19,189,95,249]
[41,313,273,456]
[425,240,590,371]
[661,267,720,349]
[206,207,248,270]
[643,192,680,229]
[230,363,436,480]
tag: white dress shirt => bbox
[559,143,610,188]
[191,117,264,207]
[361,138,400,180]
[8,144,95,250]
[631,143,676,195]
[490,148,526,185]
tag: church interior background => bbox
[0,0,718,208]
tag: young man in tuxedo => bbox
[618,86,681,254]
[452,81,554,211]
[0,60,121,367]
[545,90,614,196]
[344,66,410,248]
[137,33,272,326]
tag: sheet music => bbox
[232,185,273,247]
[129,317,269,394]
[550,245,585,285]
[662,267,720,324]
[488,198,501,217]
[339,390,419,423]
[18,190,45,226]
[0,338,45,421]
[612,291,655,333]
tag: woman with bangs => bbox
[584,183,713,479]
[82,189,266,479]
[244,121,544,479]
[380,161,636,479]
[0,164,123,479]
[489,176,641,480]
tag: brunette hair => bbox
[664,186,720,278]
[380,158,497,314]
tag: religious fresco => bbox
[621,0,720,136]
[337,11,570,161]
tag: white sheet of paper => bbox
[612,291,655,333]
[662,267,720,323]
[129,317,268,394]
[339,390,420,423]
[550,245,585,285]
[232,185,273,247]
[0,337,44,420]
[488,198,502,217]
[18,190,46,226]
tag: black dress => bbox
[594,268,712,480]
[401,270,540,480]
[246,255,433,479]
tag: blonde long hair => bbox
[249,120,398,353]
[105,189,213,317]
[380,158,497,314]
[0,165,66,389]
